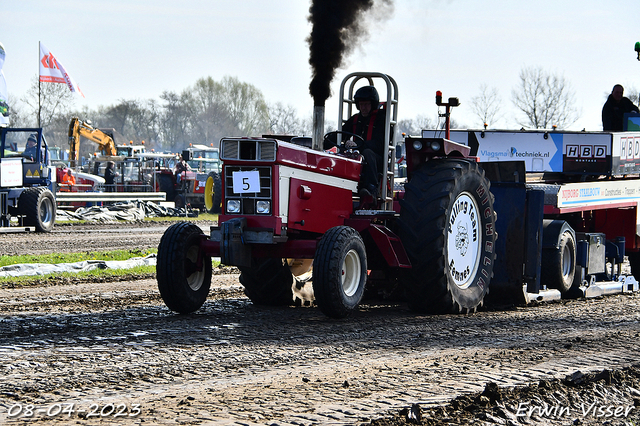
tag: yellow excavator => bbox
[68,117,117,167]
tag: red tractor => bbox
[157,72,498,318]
[155,145,222,213]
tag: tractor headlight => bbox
[256,200,271,214]
[227,199,241,213]
[412,140,423,151]
[430,140,441,151]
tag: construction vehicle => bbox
[68,117,118,168]
[155,144,222,213]
[0,127,57,232]
[156,72,640,318]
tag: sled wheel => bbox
[239,258,295,306]
[398,159,496,314]
[204,172,222,214]
[157,222,212,313]
[313,226,367,318]
[19,187,56,232]
[541,223,576,293]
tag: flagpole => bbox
[38,41,41,127]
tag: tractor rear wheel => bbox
[205,172,222,214]
[313,226,367,318]
[239,258,295,306]
[19,187,56,232]
[158,174,176,202]
[157,222,212,314]
[398,159,496,314]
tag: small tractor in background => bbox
[155,144,222,213]
[0,127,57,232]
[157,71,640,319]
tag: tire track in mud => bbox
[0,277,639,425]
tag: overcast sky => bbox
[1,0,638,132]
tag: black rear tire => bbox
[157,222,212,313]
[158,174,175,202]
[239,258,295,306]
[205,172,222,214]
[19,187,56,232]
[398,160,496,314]
[313,226,367,318]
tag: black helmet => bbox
[354,86,379,110]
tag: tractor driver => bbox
[23,134,40,161]
[325,85,386,202]
[174,154,191,183]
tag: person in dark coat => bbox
[22,134,39,161]
[104,161,117,192]
[602,84,639,131]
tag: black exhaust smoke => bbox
[307,0,393,107]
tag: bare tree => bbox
[21,75,75,127]
[470,85,503,128]
[160,90,197,151]
[511,67,579,129]
[624,85,639,105]
[397,115,437,136]
[6,94,29,127]
[220,76,269,136]
[191,77,238,144]
[267,102,304,135]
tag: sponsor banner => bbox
[421,130,621,174]
[556,179,640,208]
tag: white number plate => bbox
[232,170,260,194]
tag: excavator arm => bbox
[68,117,118,167]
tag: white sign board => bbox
[232,170,260,194]
[1,158,23,187]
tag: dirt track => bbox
[1,221,640,425]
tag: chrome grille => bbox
[224,166,272,215]
[220,138,277,161]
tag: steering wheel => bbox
[323,131,365,153]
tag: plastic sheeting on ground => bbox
[0,254,157,278]
[56,201,198,222]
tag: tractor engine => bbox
[212,137,362,266]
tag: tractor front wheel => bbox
[157,222,212,313]
[19,187,56,232]
[205,172,222,214]
[313,226,367,318]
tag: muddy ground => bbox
[1,220,640,425]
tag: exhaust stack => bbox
[312,104,325,151]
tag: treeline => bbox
[8,75,328,155]
[9,66,589,157]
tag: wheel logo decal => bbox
[447,192,481,289]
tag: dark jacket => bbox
[342,108,387,156]
[104,166,116,185]
[602,95,640,131]
[323,108,387,156]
